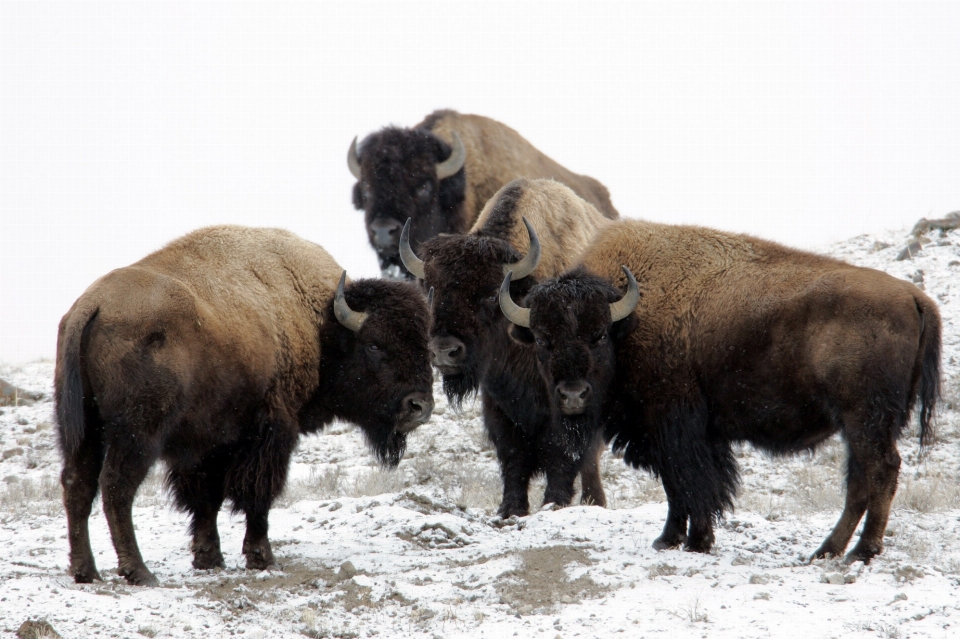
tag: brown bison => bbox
[401,179,612,517]
[55,226,434,586]
[500,220,941,562]
[348,109,619,278]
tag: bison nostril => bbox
[430,336,467,367]
[370,219,402,248]
[556,381,591,403]
[401,392,434,426]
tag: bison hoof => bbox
[245,550,277,571]
[72,565,102,584]
[122,566,159,587]
[497,504,530,519]
[684,538,714,554]
[844,542,882,565]
[193,549,226,570]
[652,534,686,551]
[810,542,844,562]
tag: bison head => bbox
[499,267,639,426]
[400,217,541,406]
[348,127,467,279]
[318,273,435,466]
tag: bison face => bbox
[403,220,541,407]
[320,277,434,467]
[501,269,638,426]
[349,128,467,280]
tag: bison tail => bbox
[914,296,941,448]
[54,304,99,456]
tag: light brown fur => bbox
[472,178,613,280]
[422,110,619,227]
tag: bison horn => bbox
[426,286,434,309]
[501,217,541,280]
[399,218,426,280]
[435,131,466,180]
[498,271,531,328]
[609,266,640,322]
[334,271,369,332]
[347,136,362,180]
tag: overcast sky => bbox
[2,2,959,364]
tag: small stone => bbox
[338,561,357,580]
[821,572,844,585]
[2,448,24,460]
[749,574,770,585]
[519,604,533,615]
[329,502,342,512]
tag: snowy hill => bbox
[0,225,958,639]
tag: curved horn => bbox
[609,266,640,322]
[498,271,531,328]
[435,131,466,180]
[399,218,426,280]
[334,271,369,332]
[501,217,542,280]
[347,136,362,179]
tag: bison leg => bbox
[542,460,578,510]
[167,454,229,570]
[812,438,872,561]
[227,413,298,571]
[578,430,607,508]
[100,437,160,586]
[61,428,104,583]
[845,436,901,564]
[653,480,688,550]
[685,513,716,554]
[482,396,535,517]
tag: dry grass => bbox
[0,474,62,516]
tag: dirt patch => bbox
[195,562,337,609]
[495,545,607,614]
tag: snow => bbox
[1,225,958,639]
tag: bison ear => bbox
[508,324,536,345]
[352,182,365,210]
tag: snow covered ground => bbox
[1,225,958,639]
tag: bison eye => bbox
[416,182,433,201]
[367,344,380,352]
[593,331,607,344]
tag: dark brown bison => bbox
[500,220,941,562]
[348,109,619,278]
[401,178,612,517]
[55,226,433,586]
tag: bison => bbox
[401,178,612,517]
[500,220,941,562]
[55,226,434,586]
[348,109,619,278]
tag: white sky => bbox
[2,1,959,364]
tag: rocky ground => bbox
[1,224,958,639]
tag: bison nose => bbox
[430,336,466,368]
[556,381,592,415]
[399,391,434,431]
[370,218,402,249]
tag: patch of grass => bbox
[894,474,960,512]
[0,474,62,516]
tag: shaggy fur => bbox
[352,110,619,277]
[54,226,433,586]
[511,219,941,562]
[416,179,612,516]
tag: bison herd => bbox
[55,110,941,586]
